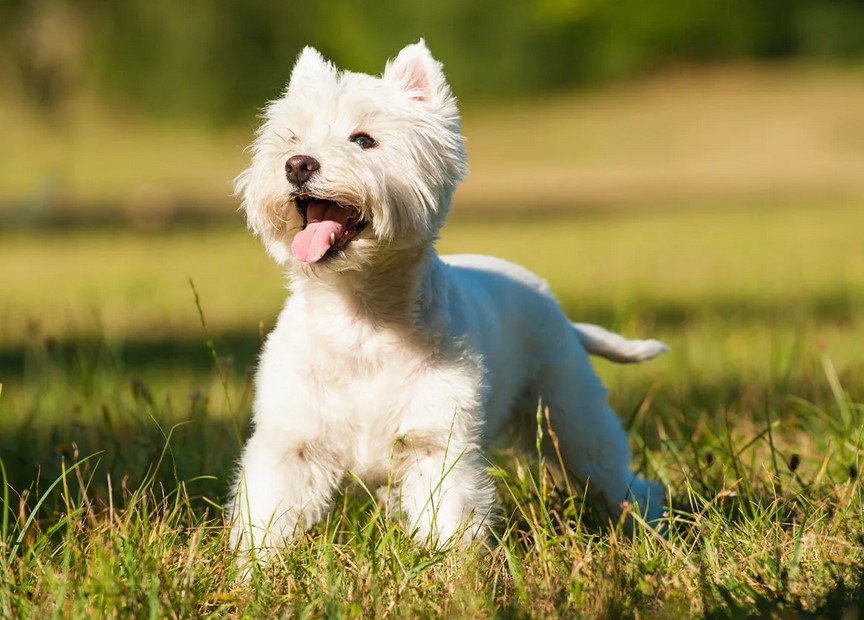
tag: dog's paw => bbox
[626,477,668,536]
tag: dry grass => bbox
[2,63,864,220]
[459,63,864,209]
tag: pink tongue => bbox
[291,201,351,263]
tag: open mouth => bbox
[290,193,369,264]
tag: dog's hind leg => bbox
[534,341,665,532]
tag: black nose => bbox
[285,155,320,185]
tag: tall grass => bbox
[1,293,862,616]
[2,379,862,615]
[1,200,862,616]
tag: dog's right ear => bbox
[286,46,336,93]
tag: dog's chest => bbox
[301,326,438,471]
[260,292,483,478]
[281,306,431,417]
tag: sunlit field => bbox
[2,199,862,346]
[3,199,862,616]
[2,68,863,616]
[3,64,864,220]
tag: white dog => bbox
[229,41,667,559]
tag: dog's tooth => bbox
[329,232,336,245]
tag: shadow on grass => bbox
[1,281,859,380]
[0,331,261,514]
[0,329,264,380]
[0,386,247,518]
[1,322,860,498]
[560,287,860,332]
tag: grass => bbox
[1,198,862,346]
[1,331,862,616]
[1,199,863,616]
[2,62,863,617]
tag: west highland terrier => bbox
[229,40,667,561]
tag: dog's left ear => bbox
[384,39,451,107]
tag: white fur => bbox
[229,41,667,561]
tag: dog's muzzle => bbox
[290,194,368,263]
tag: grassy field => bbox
[3,63,864,221]
[2,64,864,616]
[2,198,863,616]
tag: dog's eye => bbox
[349,132,377,150]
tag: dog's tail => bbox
[572,322,668,364]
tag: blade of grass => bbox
[10,452,102,558]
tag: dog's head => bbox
[236,41,466,270]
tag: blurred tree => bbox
[1,0,863,123]
[9,0,85,117]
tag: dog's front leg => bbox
[229,431,342,560]
[390,430,495,547]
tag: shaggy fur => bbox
[229,41,667,560]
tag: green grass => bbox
[2,198,863,616]
[2,198,862,343]
[1,333,862,616]
[4,63,864,220]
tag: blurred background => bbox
[1,0,863,395]
[2,4,864,609]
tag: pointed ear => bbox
[287,46,335,92]
[384,39,450,106]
